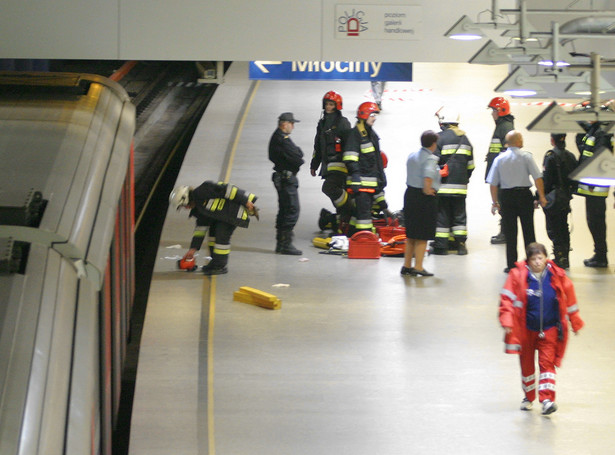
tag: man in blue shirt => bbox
[487,131,547,272]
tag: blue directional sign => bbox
[249,61,412,81]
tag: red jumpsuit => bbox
[499,260,584,403]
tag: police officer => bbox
[169,181,258,275]
[310,91,352,233]
[343,102,387,235]
[574,111,613,268]
[433,107,475,255]
[487,131,547,272]
[541,133,578,269]
[486,97,515,244]
[269,112,304,255]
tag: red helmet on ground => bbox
[323,91,343,110]
[380,151,388,168]
[357,101,380,120]
[488,97,511,116]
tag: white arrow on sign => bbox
[254,61,283,73]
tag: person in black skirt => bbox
[401,130,441,277]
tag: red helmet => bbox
[357,101,380,120]
[380,151,388,168]
[488,97,510,116]
[323,91,343,110]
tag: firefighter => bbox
[169,181,259,275]
[310,91,352,233]
[432,108,475,255]
[573,103,614,268]
[486,96,515,245]
[269,112,304,255]
[343,101,388,235]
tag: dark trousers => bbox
[272,171,300,231]
[544,206,570,253]
[585,196,607,257]
[434,197,467,249]
[501,188,536,269]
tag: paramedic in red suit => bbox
[499,242,584,415]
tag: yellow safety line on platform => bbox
[205,275,217,454]
[223,80,261,183]
[205,79,260,454]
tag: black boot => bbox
[278,230,302,255]
[583,254,608,268]
[275,231,282,253]
[553,246,569,269]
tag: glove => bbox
[248,204,260,220]
[439,163,449,177]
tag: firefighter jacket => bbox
[190,181,257,229]
[343,121,387,193]
[574,123,613,198]
[499,260,584,368]
[310,111,351,177]
[435,125,474,197]
[485,114,514,180]
[269,128,304,174]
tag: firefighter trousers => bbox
[585,196,607,257]
[520,327,558,403]
[434,196,467,250]
[322,172,352,221]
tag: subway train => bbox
[0,72,135,455]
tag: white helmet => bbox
[435,107,460,125]
[169,185,192,210]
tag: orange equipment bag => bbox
[380,234,406,257]
[348,231,381,259]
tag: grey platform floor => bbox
[129,62,615,455]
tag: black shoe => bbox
[504,267,512,273]
[413,268,433,277]
[457,242,468,255]
[431,248,448,256]
[491,232,506,244]
[279,245,303,255]
[583,255,608,268]
[400,266,415,276]
[202,265,228,275]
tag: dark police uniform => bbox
[269,118,304,253]
[542,143,577,268]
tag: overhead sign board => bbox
[249,61,412,81]
[335,4,422,41]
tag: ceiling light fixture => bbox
[569,146,615,186]
[444,15,485,40]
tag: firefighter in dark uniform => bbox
[574,112,613,268]
[433,108,475,255]
[486,97,515,244]
[269,112,304,255]
[310,91,352,233]
[343,101,387,235]
[170,181,258,275]
[541,133,578,269]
